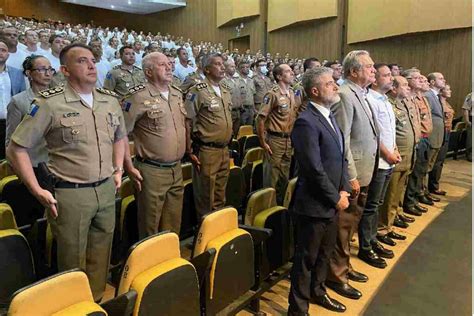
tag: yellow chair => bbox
[9,269,106,316]
[119,177,134,200]
[241,147,264,168]
[237,125,253,140]
[0,175,18,196]
[182,162,193,182]
[0,160,15,180]
[0,203,17,230]
[117,232,200,316]
[283,177,298,209]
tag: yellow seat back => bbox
[0,203,17,230]
[242,147,264,168]
[0,160,15,180]
[0,175,18,195]
[283,177,298,208]
[237,125,253,139]
[119,177,134,200]
[244,188,277,226]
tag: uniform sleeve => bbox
[180,76,194,94]
[462,94,472,111]
[11,99,53,149]
[258,92,276,118]
[5,98,24,148]
[184,88,199,119]
[113,102,127,142]
[121,95,144,134]
[103,70,115,91]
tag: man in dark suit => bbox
[288,67,351,315]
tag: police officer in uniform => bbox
[221,58,243,136]
[184,53,233,217]
[256,63,301,203]
[236,60,256,126]
[7,43,127,301]
[253,59,274,111]
[104,44,146,96]
[180,54,206,94]
[122,52,186,238]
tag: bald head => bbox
[142,52,172,84]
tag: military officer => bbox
[7,43,127,301]
[236,60,256,126]
[256,63,301,203]
[104,44,146,96]
[221,58,243,136]
[253,59,274,111]
[180,54,206,94]
[122,52,186,238]
[184,53,233,217]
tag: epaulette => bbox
[96,87,119,97]
[128,84,146,94]
[196,82,208,91]
[113,65,121,70]
[220,81,231,91]
[271,85,280,92]
[171,84,183,94]
[38,86,64,98]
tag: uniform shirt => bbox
[402,98,421,144]
[414,95,433,136]
[237,74,256,106]
[103,64,146,97]
[389,96,416,171]
[367,89,396,169]
[122,83,186,162]
[0,69,12,119]
[184,78,233,144]
[11,84,126,183]
[6,88,48,167]
[174,62,195,82]
[462,93,472,116]
[221,76,242,110]
[441,100,455,131]
[258,85,300,134]
[180,72,205,94]
[253,74,273,104]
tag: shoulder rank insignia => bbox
[113,65,121,70]
[96,87,119,97]
[196,82,208,91]
[171,84,183,94]
[128,84,146,94]
[38,86,64,98]
[271,85,280,92]
[221,81,231,91]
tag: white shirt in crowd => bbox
[0,69,12,119]
[78,92,93,108]
[6,47,29,70]
[174,61,195,81]
[44,53,61,72]
[96,59,112,88]
[310,101,337,132]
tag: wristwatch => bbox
[113,166,124,174]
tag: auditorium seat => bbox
[225,165,245,213]
[241,147,264,168]
[181,162,192,182]
[239,134,260,156]
[119,177,134,200]
[244,188,291,274]
[116,232,200,316]
[192,207,255,315]
[179,177,198,240]
[0,175,18,197]
[283,177,297,209]
[0,229,36,310]
[242,148,264,198]
[8,270,106,316]
[0,203,17,230]
[117,196,139,263]
[237,125,254,140]
[0,160,14,180]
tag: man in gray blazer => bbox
[326,50,379,300]
[425,72,447,196]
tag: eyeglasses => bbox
[32,68,56,75]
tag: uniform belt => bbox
[136,156,179,168]
[55,177,109,189]
[267,130,290,138]
[195,139,229,149]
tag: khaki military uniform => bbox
[221,76,242,136]
[291,79,306,113]
[184,78,233,217]
[378,97,417,234]
[103,64,146,97]
[122,83,186,238]
[253,74,274,111]
[172,75,182,87]
[11,84,126,301]
[258,85,301,203]
[403,95,433,209]
[180,71,206,94]
[238,74,256,126]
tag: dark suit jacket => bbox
[7,66,26,97]
[291,103,351,218]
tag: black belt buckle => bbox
[268,130,290,138]
[56,177,108,189]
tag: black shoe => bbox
[430,189,447,196]
[377,234,397,246]
[399,214,415,223]
[348,270,368,283]
[312,294,346,313]
[326,281,362,300]
[414,204,428,213]
[288,310,309,316]
[388,231,406,240]
[426,193,441,202]
[372,241,395,259]
[358,249,387,268]
[404,207,422,216]
[393,217,409,228]
[418,195,434,205]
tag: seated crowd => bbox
[0,15,472,316]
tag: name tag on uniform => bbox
[210,99,220,108]
[63,112,80,118]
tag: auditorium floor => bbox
[102,158,472,315]
[238,158,472,316]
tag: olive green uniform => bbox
[180,71,206,94]
[221,75,242,136]
[237,74,256,126]
[11,84,126,301]
[122,83,186,238]
[103,64,146,97]
[184,78,233,217]
[378,97,417,234]
[172,75,182,87]
[253,74,274,111]
[258,85,301,203]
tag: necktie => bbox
[329,113,343,152]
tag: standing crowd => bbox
[0,15,471,314]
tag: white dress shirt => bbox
[0,69,12,119]
[310,101,336,132]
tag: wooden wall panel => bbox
[347,27,472,115]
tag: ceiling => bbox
[61,0,186,15]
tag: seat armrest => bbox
[101,289,137,316]
[190,248,216,287]
[239,225,272,245]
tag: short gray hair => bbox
[401,68,420,79]
[342,50,369,78]
[201,53,223,70]
[302,66,334,96]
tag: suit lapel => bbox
[309,104,342,152]
[348,82,377,134]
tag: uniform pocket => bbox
[146,109,165,131]
[106,112,121,140]
[60,117,86,143]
